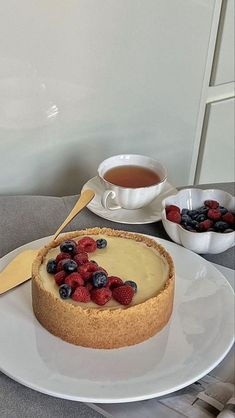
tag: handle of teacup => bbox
[101,190,122,210]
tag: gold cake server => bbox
[0,189,95,294]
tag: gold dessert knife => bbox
[0,189,95,295]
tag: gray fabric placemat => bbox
[1,182,234,268]
[0,376,103,418]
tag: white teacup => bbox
[98,154,167,210]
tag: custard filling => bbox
[39,235,168,308]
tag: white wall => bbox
[0,0,215,195]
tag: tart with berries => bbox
[32,228,175,349]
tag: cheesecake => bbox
[32,228,175,348]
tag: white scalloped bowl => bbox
[161,188,235,254]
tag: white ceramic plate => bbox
[81,176,177,224]
[0,235,234,403]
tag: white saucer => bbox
[81,177,177,224]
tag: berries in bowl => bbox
[161,188,235,254]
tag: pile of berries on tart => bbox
[166,199,235,233]
[46,237,137,306]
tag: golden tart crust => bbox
[32,228,175,349]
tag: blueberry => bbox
[188,210,199,220]
[218,206,228,215]
[59,284,72,299]
[214,221,230,232]
[188,220,199,228]
[96,238,107,249]
[198,206,208,215]
[60,240,76,255]
[125,280,137,293]
[195,214,206,222]
[224,228,234,233]
[92,271,108,288]
[63,259,78,273]
[46,259,57,274]
[181,208,189,215]
[181,214,192,224]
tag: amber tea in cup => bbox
[103,165,161,188]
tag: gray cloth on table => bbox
[0,182,234,268]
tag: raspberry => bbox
[90,260,98,265]
[54,271,67,286]
[72,286,91,303]
[222,212,234,224]
[208,209,221,221]
[79,261,98,281]
[86,282,94,292]
[112,285,134,305]
[75,244,82,254]
[65,272,84,289]
[166,211,181,224]
[91,288,112,306]
[198,219,213,231]
[56,252,72,263]
[204,200,219,209]
[166,205,180,214]
[73,252,89,265]
[106,276,123,290]
[77,237,97,253]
